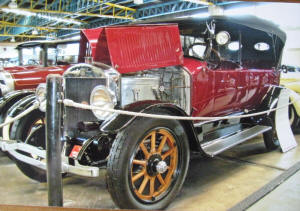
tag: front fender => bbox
[1,94,36,139]
[100,101,201,152]
[0,90,34,123]
[6,94,37,118]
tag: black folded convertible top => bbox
[136,15,286,43]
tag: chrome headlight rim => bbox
[63,63,106,78]
[35,83,46,112]
[90,85,117,120]
[35,83,46,102]
[0,71,15,93]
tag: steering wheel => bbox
[27,59,39,65]
[207,48,222,69]
[187,43,222,69]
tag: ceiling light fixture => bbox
[1,8,82,25]
[134,0,143,4]
[182,0,212,6]
[8,0,18,9]
[32,29,38,35]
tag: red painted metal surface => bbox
[3,65,37,72]
[94,24,183,73]
[2,23,281,118]
[79,28,104,63]
[183,57,279,117]
[7,65,69,90]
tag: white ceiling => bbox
[225,2,300,31]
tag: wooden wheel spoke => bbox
[132,169,145,183]
[132,159,146,167]
[162,147,175,160]
[150,177,155,196]
[157,135,167,154]
[157,173,166,186]
[138,175,149,194]
[139,143,150,158]
[150,131,156,153]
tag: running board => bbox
[201,125,271,157]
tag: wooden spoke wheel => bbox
[130,129,178,202]
[106,112,190,210]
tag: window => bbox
[254,42,270,51]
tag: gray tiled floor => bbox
[0,135,299,210]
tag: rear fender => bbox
[281,83,300,116]
[100,101,201,152]
[289,91,300,117]
[256,86,284,114]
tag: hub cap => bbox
[156,161,168,174]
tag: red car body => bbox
[0,38,88,95]
[78,22,282,118]
[3,65,69,90]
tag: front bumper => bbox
[0,138,100,177]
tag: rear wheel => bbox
[10,109,47,182]
[106,114,190,210]
[289,105,299,130]
[262,116,279,150]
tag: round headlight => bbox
[90,86,116,120]
[0,71,15,93]
[216,31,230,46]
[36,83,46,102]
[35,83,46,112]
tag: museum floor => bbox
[0,134,300,211]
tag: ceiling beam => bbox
[0,20,81,31]
[0,7,135,19]
[0,34,47,38]
[237,0,300,2]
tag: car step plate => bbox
[201,125,271,157]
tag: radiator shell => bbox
[64,77,106,137]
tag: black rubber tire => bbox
[10,109,47,183]
[106,111,190,210]
[262,117,279,151]
[289,105,299,131]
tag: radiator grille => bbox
[64,77,107,137]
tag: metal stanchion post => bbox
[46,74,63,206]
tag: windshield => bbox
[20,42,79,66]
[22,46,41,65]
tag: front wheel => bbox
[106,114,190,210]
[10,109,47,182]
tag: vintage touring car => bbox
[0,15,286,209]
[0,38,86,137]
[0,39,80,96]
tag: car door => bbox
[212,68,239,116]
[183,58,215,117]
